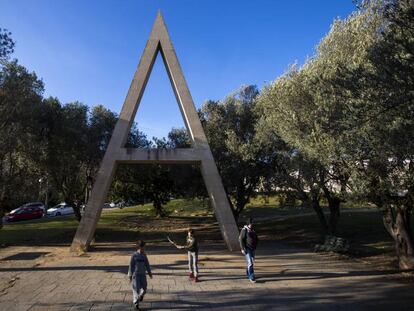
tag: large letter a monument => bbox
[70,12,240,252]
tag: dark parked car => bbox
[10,202,46,215]
[4,206,44,222]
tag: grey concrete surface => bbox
[1,242,413,311]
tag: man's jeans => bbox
[188,251,199,277]
[245,248,255,280]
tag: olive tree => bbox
[200,85,269,219]
[258,0,414,269]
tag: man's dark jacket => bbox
[239,225,258,251]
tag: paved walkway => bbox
[0,241,413,310]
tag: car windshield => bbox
[52,204,64,209]
[23,203,42,208]
[10,208,21,214]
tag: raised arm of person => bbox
[168,236,185,249]
[174,243,185,249]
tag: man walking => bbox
[239,218,258,283]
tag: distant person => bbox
[239,218,258,283]
[169,228,200,282]
[128,240,153,310]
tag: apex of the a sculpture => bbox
[155,10,166,24]
[150,10,171,42]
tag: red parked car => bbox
[4,206,44,222]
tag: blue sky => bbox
[0,0,356,139]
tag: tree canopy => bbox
[257,0,414,269]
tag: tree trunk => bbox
[65,198,82,221]
[234,184,247,220]
[0,185,6,231]
[227,196,237,219]
[234,200,247,221]
[0,202,4,231]
[321,186,341,235]
[68,200,82,222]
[327,197,341,235]
[153,200,165,218]
[232,183,251,221]
[311,197,328,233]
[383,205,414,270]
[223,186,238,220]
[72,204,82,222]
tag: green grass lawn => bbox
[0,198,211,246]
[0,195,375,246]
[0,215,79,246]
[0,197,406,270]
[0,197,385,248]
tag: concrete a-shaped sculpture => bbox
[70,12,240,252]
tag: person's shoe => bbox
[188,272,194,279]
[134,302,139,310]
[193,276,199,283]
[249,277,256,283]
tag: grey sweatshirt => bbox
[128,252,152,278]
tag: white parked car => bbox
[47,203,74,217]
[103,202,116,208]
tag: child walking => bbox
[128,240,153,310]
[169,228,199,282]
